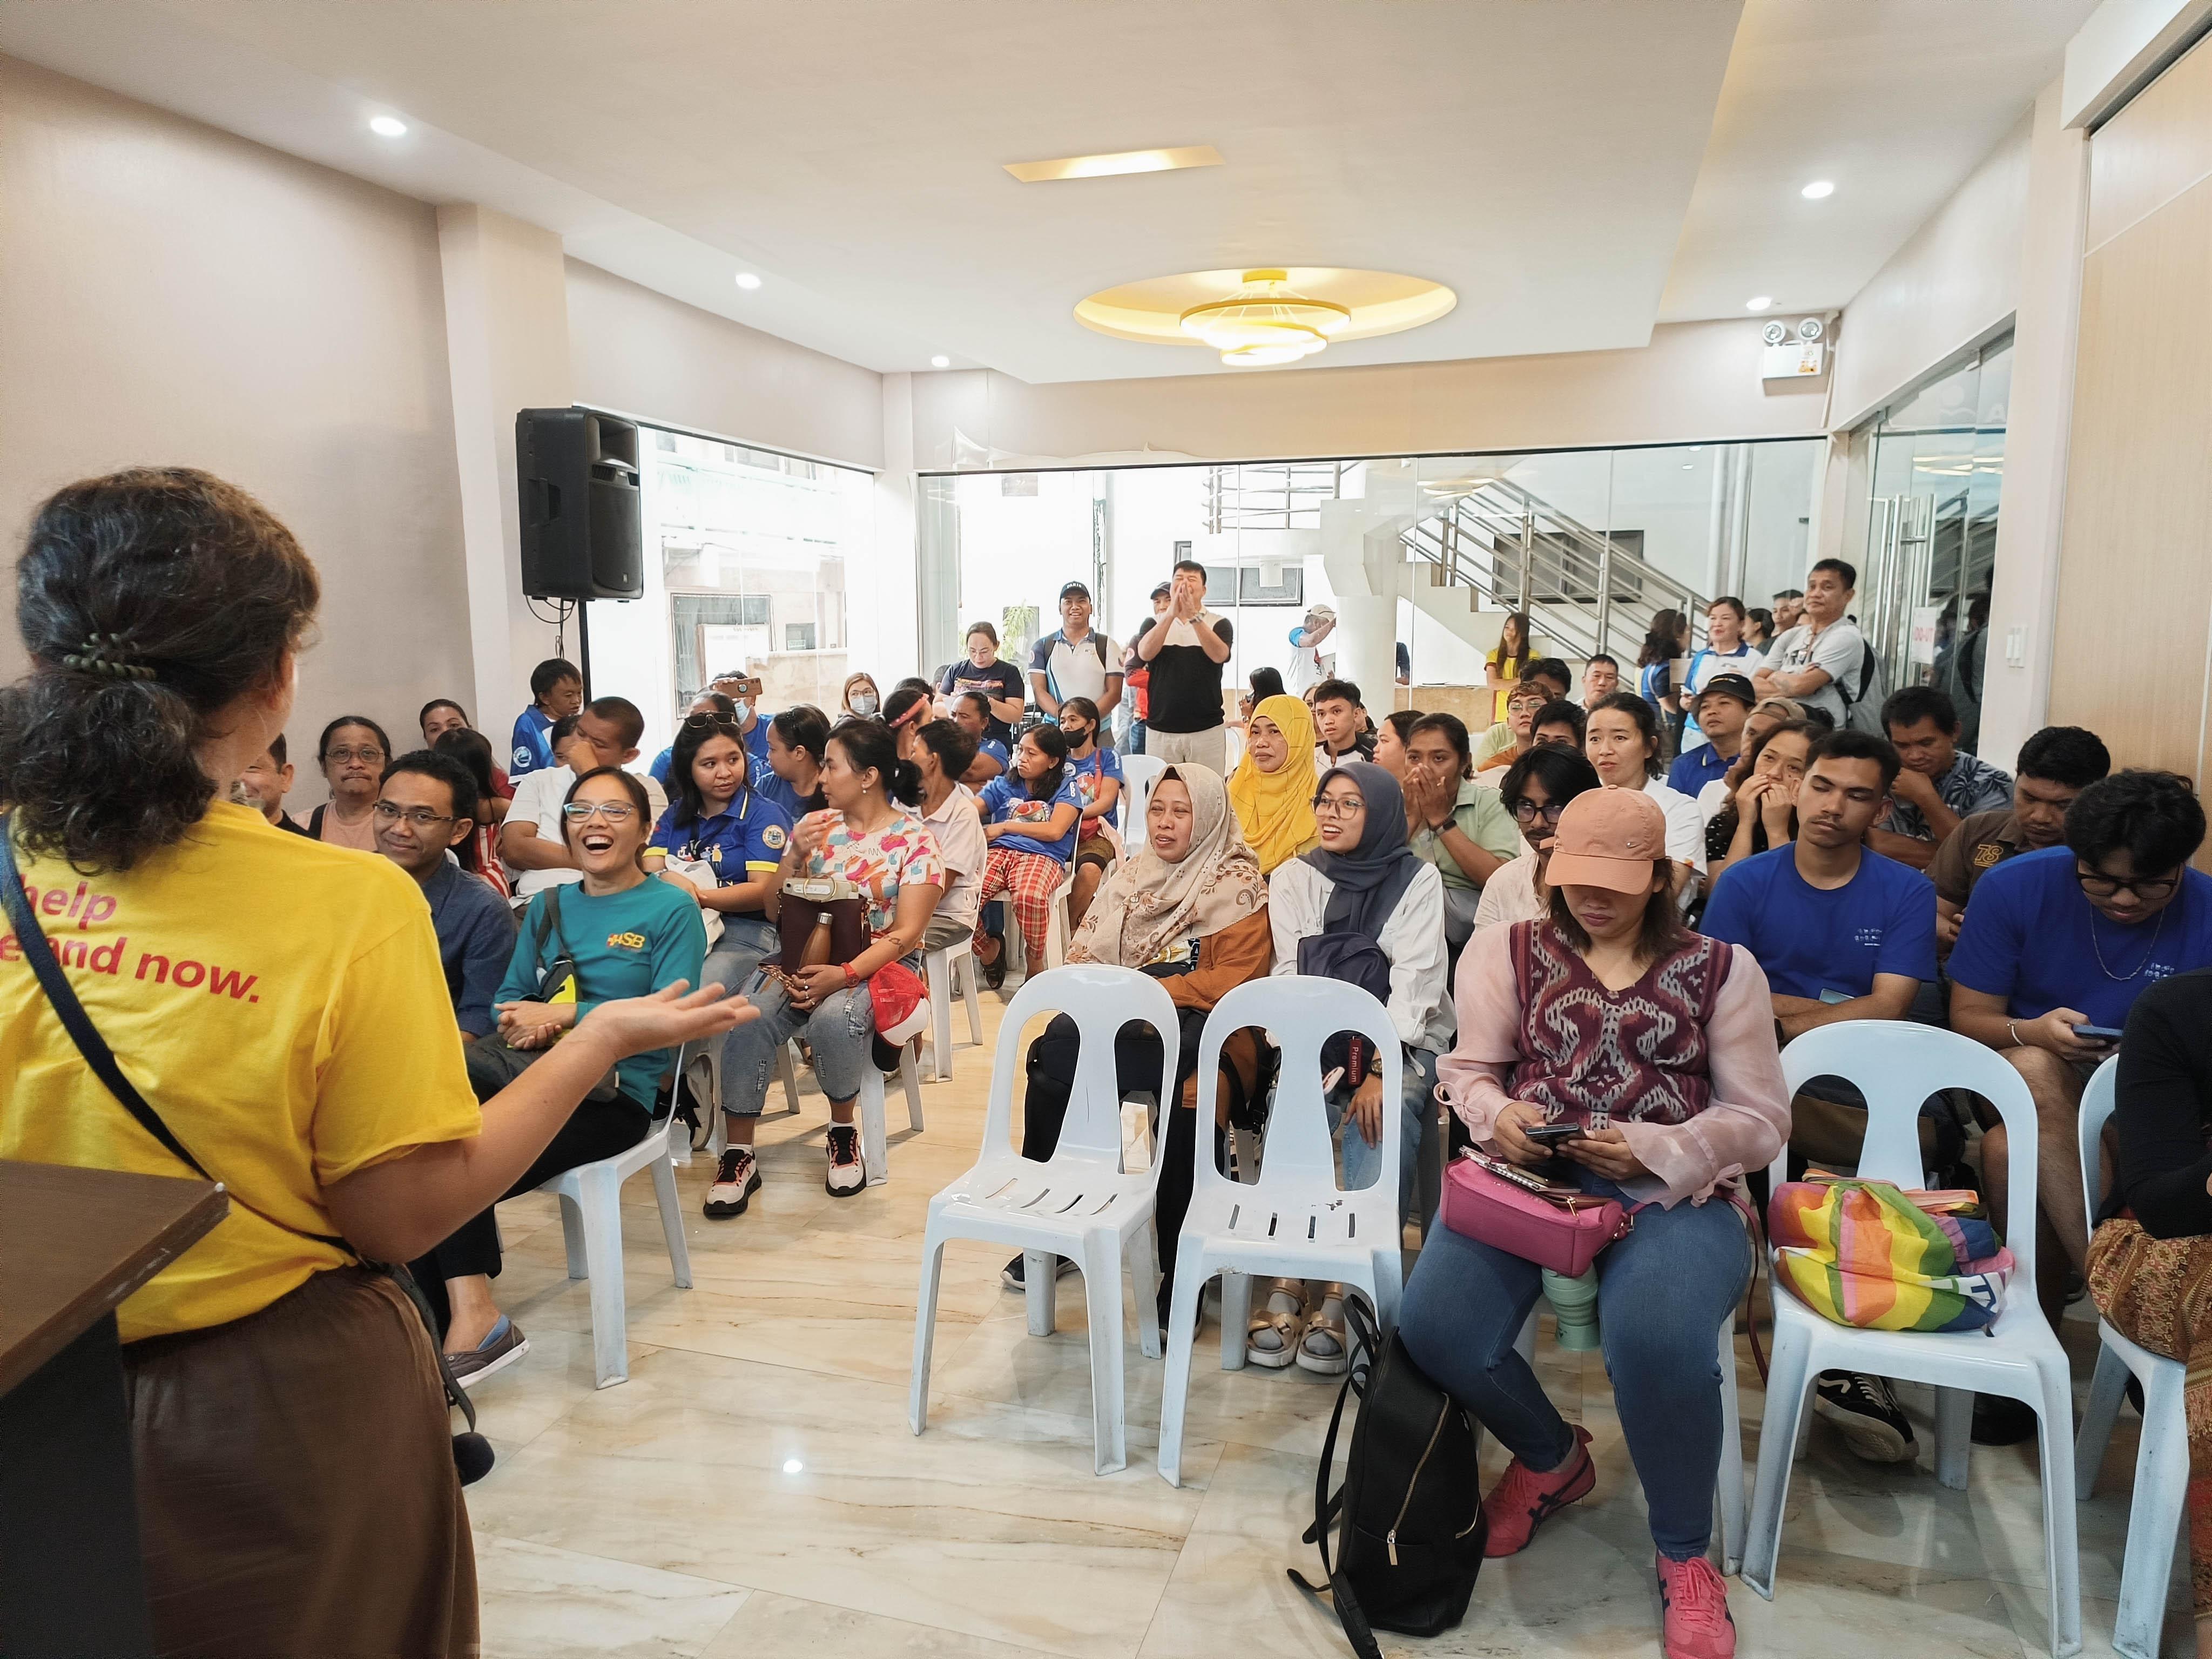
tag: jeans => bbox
[1326,1046,1436,1219]
[702,915,779,992]
[724,967,877,1112]
[1129,717,1147,756]
[1397,1170,1754,1560]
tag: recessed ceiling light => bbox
[930,355,950,368]
[734,272,762,291]
[1745,295,1774,312]
[1004,144,1224,184]
[1801,180,1836,200]
[368,115,408,138]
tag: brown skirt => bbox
[123,1265,479,1658]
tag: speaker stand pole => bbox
[575,601,594,700]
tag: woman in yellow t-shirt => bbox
[1482,610,1537,724]
[0,469,747,1658]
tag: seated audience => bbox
[1402,712,1522,954]
[761,704,832,820]
[1532,698,1586,752]
[952,689,1009,786]
[308,715,392,850]
[1745,607,1776,653]
[235,732,309,835]
[1478,658,1573,765]
[1584,693,1705,898]
[1702,729,1937,1465]
[1667,672,1755,798]
[1930,724,2110,949]
[509,655,583,780]
[882,680,935,759]
[1476,680,1550,774]
[502,700,669,898]
[972,721,1082,986]
[1951,770,2212,1333]
[413,767,708,1379]
[1229,693,1322,875]
[1015,766,1272,1313]
[374,750,515,1040]
[1698,696,1809,826]
[1472,746,1603,934]
[913,717,986,953]
[1058,696,1123,930]
[646,690,738,784]
[841,671,881,718]
[1866,685,2013,870]
[713,721,945,1204]
[431,726,512,899]
[1702,719,1813,886]
[1399,788,1786,1659]
[421,698,512,806]
[649,709,793,1001]
[1372,707,1421,781]
[1312,677,1375,767]
[2087,965,2212,1651]
[1582,652,1621,705]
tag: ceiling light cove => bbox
[1745,295,1775,312]
[734,272,762,290]
[1004,145,1224,184]
[1800,180,1836,200]
[1077,267,1455,368]
[368,115,408,138]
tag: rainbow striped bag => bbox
[1767,1178,2015,1334]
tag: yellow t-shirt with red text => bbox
[0,801,481,1341]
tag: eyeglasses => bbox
[2075,865,2181,901]
[1511,798,1566,825]
[325,746,383,765]
[372,801,454,827]
[562,801,638,825]
[682,713,743,733]
[1312,795,1366,820]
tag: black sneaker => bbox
[1814,1371,1917,1463]
[825,1123,866,1197]
[979,948,1006,990]
[703,1147,760,1218]
[1001,1252,1078,1291]
[1970,1391,2038,1446]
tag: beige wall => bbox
[909,318,1831,470]
[566,261,885,470]
[0,53,473,801]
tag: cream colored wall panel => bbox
[2087,20,2212,248]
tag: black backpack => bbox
[1291,1300,1486,1656]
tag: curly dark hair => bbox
[0,468,320,871]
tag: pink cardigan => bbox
[1439,925,1791,1207]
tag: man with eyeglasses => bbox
[373,750,516,1040]
[1951,770,2212,1345]
[501,698,669,901]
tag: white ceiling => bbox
[0,0,2101,383]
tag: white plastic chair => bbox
[923,936,984,1082]
[535,1113,693,1388]
[909,966,1178,1474]
[1158,977,1405,1487]
[692,1036,805,1160]
[2074,1056,2186,1659]
[1042,866,1077,969]
[855,1039,926,1187]
[1742,1022,2080,1659]
[1118,754,1166,844]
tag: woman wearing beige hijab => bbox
[1007,765,1273,1329]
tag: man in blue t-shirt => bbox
[509,656,583,780]
[1950,768,2212,1332]
[1702,729,1937,1467]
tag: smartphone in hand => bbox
[1523,1122,1584,1147]
[2072,1023,2126,1044]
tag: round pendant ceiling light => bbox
[1076,266,1455,368]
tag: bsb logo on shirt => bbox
[606,930,648,952]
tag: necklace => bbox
[2088,902,2170,982]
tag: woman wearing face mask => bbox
[1058,696,1123,931]
[649,711,794,1004]
[1256,762,1450,1374]
[970,723,1082,986]
[1398,787,1788,1659]
[1227,693,1320,877]
[1473,746,1604,934]
[309,716,392,850]
[1008,767,1271,1314]
[841,672,882,719]
[1584,692,1706,904]
[1704,719,1813,886]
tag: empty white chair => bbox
[922,936,985,1081]
[693,1036,804,1160]
[1157,976,1404,1487]
[909,966,1178,1474]
[2074,1056,2186,1659]
[536,1112,694,1388]
[1742,1022,2080,1659]
[1118,753,1166,844]
[855,1036,926,1186]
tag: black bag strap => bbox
[1286,1297,1385,1659]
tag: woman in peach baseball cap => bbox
[1395,786,1790,1659]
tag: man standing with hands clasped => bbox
[1134,558,1235,773]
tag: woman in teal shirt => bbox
[411,766,707,1382]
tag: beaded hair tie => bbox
[59,633,156,682]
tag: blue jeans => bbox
[1398,1170,1754,1560]
[1327,1046,1436,1218]
[723,968,876,1114]
[700,916,778,994]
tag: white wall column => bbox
[867,371,920,685]
[437,203,575,735]
[1334,587,1398,704]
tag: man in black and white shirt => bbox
[1131,558,1235,772]
[1029,581,1122,720]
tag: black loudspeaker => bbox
[516,408,643,601]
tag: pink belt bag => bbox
[1441,1149,1640,1277]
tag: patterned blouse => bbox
[797,808,947,938]
[1505,919,1735,1128]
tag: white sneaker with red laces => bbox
[703,1147,759,1219]
[825,1123,865,1197]
[1655,1553,1735,1659]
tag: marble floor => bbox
[461,989,2184,1659]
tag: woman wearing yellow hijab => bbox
[1228,693,1320,875]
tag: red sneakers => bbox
[1480,1424,1595,1556]
[1655,1553,1736,1659]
